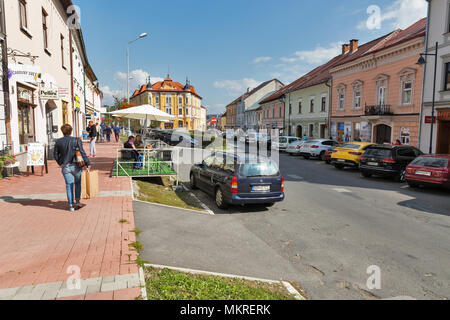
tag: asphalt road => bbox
[134,153,450,300]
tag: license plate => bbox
[415,170,431,176]
[368,162,379,166]
[252,185,270,192]
[338,159,345,162]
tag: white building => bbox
[4,0,102,167]
[235,79,284,130]
[0,0,8,150]
[420,0,450,154]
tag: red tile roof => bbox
[260,18,426,105]
[131,77,200,99]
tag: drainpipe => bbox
[326,78,332,139]
[418,0,431,151]
[83,67,86,132]
[69,29,76,136]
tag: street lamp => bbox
[126,32,148,134]
[417,41,438,154]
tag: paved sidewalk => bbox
[0,141,141,300]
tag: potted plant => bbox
[0,155,18,179]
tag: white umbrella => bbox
[108,104,176,121]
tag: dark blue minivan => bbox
[189,152,285,209]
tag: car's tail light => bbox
[332,150,338,153]
[296,145,301,149]
[406,167,414,174]
[311,145,319,149]
[231,176,238,193]
[382,158,396,164]
[349,152,362,156]
[433,170,447,178]
[281,177,284,192]
[360,156,366,161]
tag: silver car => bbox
[286,140,308,155]
[299,139,340,160]
[274,136,302,152]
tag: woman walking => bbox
[87,121,97,157]
[54,124,91,212]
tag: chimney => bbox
[342,44,350,55]
[350,39,359,52]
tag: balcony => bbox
[365,104,393,116]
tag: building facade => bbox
[0,0,9,150]
[257,96,285,132]
[225,100,238,129]
[4,0,102,167]
[131,76,206,131]
[330,19,426,146]
[420,0,450,154]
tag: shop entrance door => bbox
[375,124,392,144]
[437,120,450,154]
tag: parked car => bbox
[406,155,450,189]
[331,142,376,169]
[359,145,423,182]
[189,152,285,209]
[324,146,339,164]
[274,136,302,152]
[299,139,340,160]
[286,140,307,156]
[167,132,200,148]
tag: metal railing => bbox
[365,104,393,116]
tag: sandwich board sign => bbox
[27,143,45,167]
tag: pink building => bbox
[257,99,285,131]
[330,19,426,146]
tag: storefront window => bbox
[353,123,361,141]
[17,85,35,145]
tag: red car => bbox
[406,155,450,189]
[324,146,339,164]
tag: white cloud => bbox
[293,42,343,65]
[252,56,272,64]
[280,57,298,63]
[213,78,263,96]
[100,85,122,105]
[358,0,427,31]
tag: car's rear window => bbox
[279,138,287,143]
[364,148,393,158]
[410,157,449,168]
[306,140,319,144]
[239,161,280,177]
[340,144,361,149]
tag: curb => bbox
[144,264,306,300]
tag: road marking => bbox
[333,188,353,193]
[287,174,304,180]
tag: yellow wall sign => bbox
[75,95,81,110]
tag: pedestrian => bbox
[54,124,91,212]
[394,139,402,146]
[86,121,97,157]
[95,122,100,143]
[105,125,112,143]
[114,125,121,143]
[303,134,308,142]
[100,123,106,143]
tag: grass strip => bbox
[144,267,296,300]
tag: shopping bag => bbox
[81,170,88,199]
[82,169,99,199]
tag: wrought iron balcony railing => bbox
[365,104,393,116]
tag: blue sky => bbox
[76,0,427,114]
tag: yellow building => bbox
[131,75,205,131]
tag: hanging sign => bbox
[39,88,59,100]
[74,95,81,110]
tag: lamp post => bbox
[126,32,148,135]
[417,41,438,154]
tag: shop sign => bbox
[17,86,33,103]
[27,143,45,166]
[9,64,41,83]
[74,95,81,110]
[344,122,352,142]
[360,122,372,142]
[424,116,436,124]
[58,88,69,99]
[39,88,59,100]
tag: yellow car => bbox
[331,142,376,169]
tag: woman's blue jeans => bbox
[62,165,82,207]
